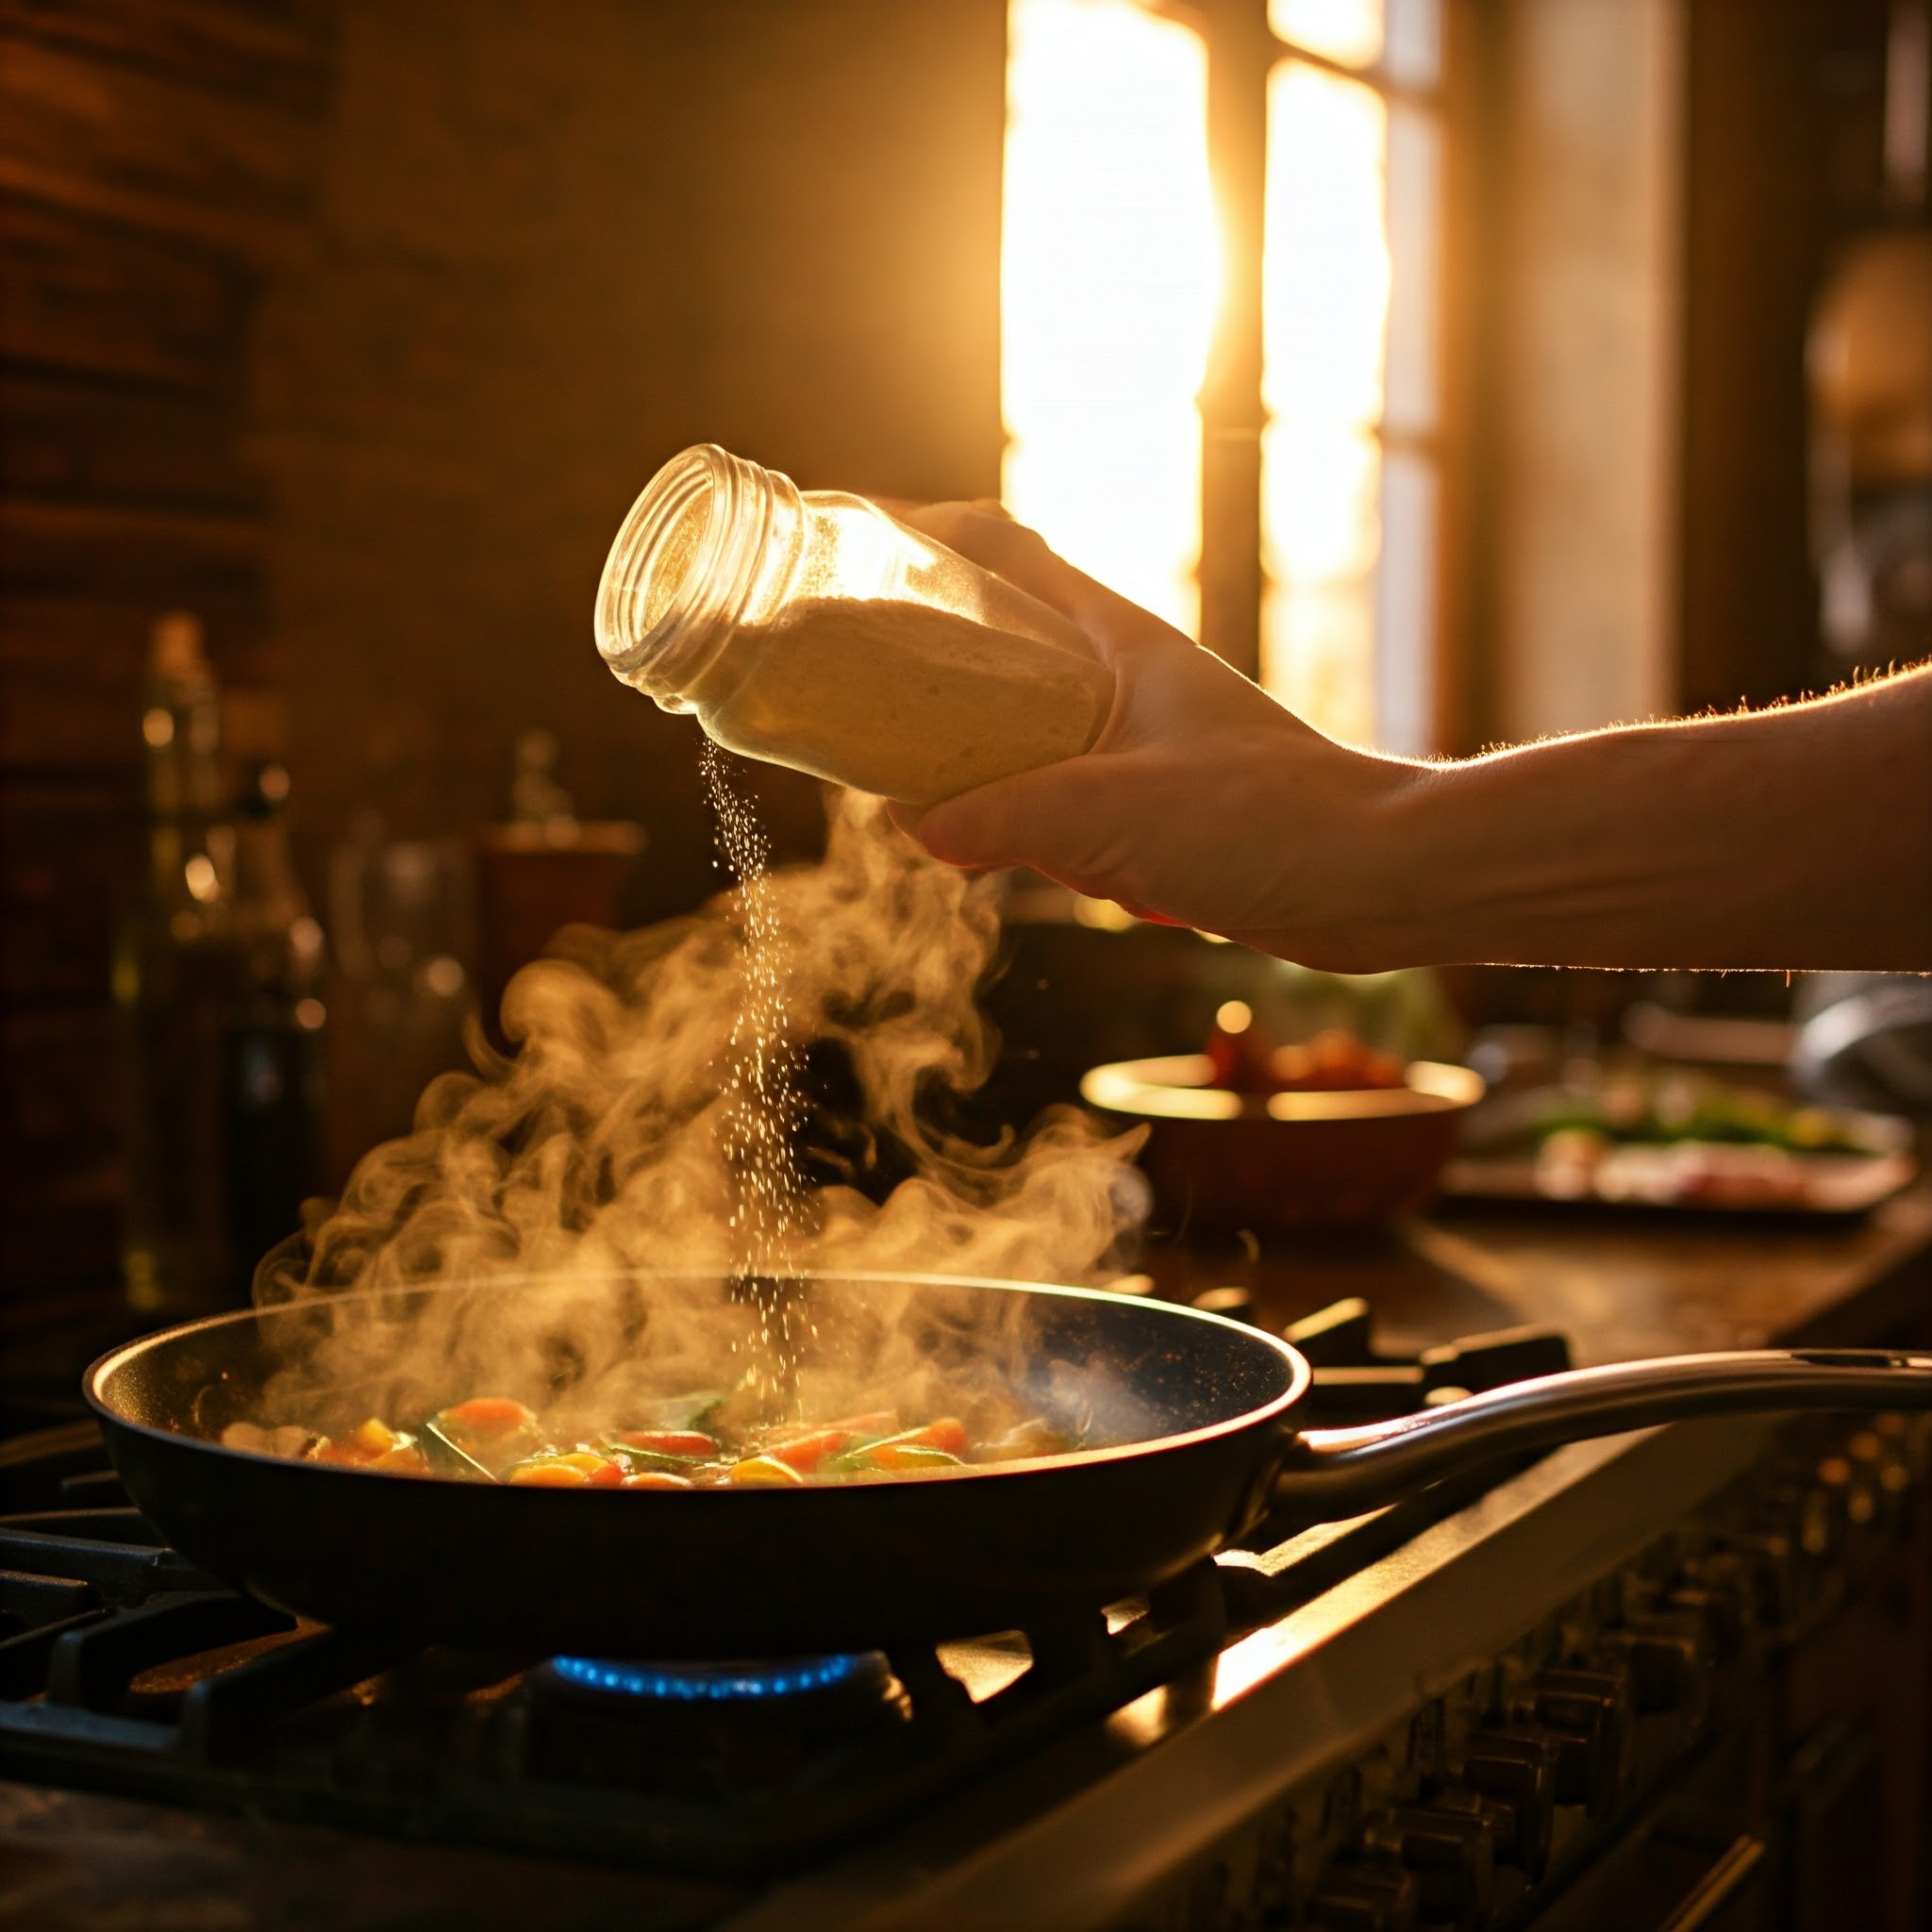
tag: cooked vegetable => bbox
[847,1441,962,1474]
[225,1392,1083,1487]
[441,1397,538,1436]
[1516,1073,1878,1157]
[616,1428,721,1458]
[759,1426,856,1474]
[726,1455,808,1487]
[508,1451,624,1488]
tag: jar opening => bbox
[593,446,737,691]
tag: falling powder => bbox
[700,741,808,1398]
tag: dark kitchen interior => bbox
[4,1,1932,1928]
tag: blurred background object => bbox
[325,816,475,1178]
[1793,972,1932,1112]
[222,756,327,1291]
[1810,231,1932,663]
[475,727,646,1051]
[3,0,1931,1300]
[115,618,328,1312]
[115,612,242,1313]
[1809,0,1932,670]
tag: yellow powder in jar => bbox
[692,598,1116,807]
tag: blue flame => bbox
[547,1654,867,1701]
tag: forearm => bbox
[895,503,1931,975]
[1376,667,1932,971]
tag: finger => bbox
[912,760,1098,876]
[887,794,1021,876]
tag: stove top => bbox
[16,1293,1919,1932]
[0,1302,1570,1910]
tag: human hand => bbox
[890,504,1425,970]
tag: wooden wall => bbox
[253,0,1007,921]
[0,1,336,1302]
[0,0,1008,1304]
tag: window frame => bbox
[1187,0,1472,754]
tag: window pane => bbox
[1269,0,1383,71]
[1259,60,1388,741]
[1262,63,1388,431]
[1384,100,1441,437]
[1261,583,1379,748]
[1385,0,1441,87]
[1260,424,1380,742]
[1002,0,1216,636]
[1374,450,1437,753]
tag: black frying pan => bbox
[86,1273,1932,1657]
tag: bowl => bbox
[1080,1054,1486,1233]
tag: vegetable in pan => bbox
[219,1394,1076,1487]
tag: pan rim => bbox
[84,1270,1311,1489]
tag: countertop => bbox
[1142,1174,1932,1363]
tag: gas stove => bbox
[2,1298,1926,1930]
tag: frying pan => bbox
[86,1272,1932,1657]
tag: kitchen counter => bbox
[1141,1174,1932,1364]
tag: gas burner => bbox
[521,1648,908,1792]
[540,1652,891,1705]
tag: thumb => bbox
[898,761,1085,874]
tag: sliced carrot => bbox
[856,1418,971,1459]
[616,1429,720,1457]
[537,1450,623,1486]
[443,1397,538,1437]
[508,1459,590,1487]
[907,1417,968,1457]
[727,1456,808,1487]
[369,1442,429,1476]
[763,1427,854,1474]
[621,1469,695,1491]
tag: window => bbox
[1003,0,1447,753]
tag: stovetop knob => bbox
[1510,1668,1630,1821]
[1358,1803,1494,1929]
[1457,1727,1560,1881]
[1304,1859,1419,1930]
[1600,1611,1708,1716]
[1417,1324,1573,1395]
[1667,1549,1757,1657]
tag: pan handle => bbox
[1278,1348,1932,1517]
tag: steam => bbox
[249,788,1146,1435]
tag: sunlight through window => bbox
[1004,0,1442,747]
[1002,0,1218,638]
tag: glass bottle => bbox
[223,762,328,1290]
[116,613,242,1314]
[594,443,1117,805]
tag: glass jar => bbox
[593,444,1116,805]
